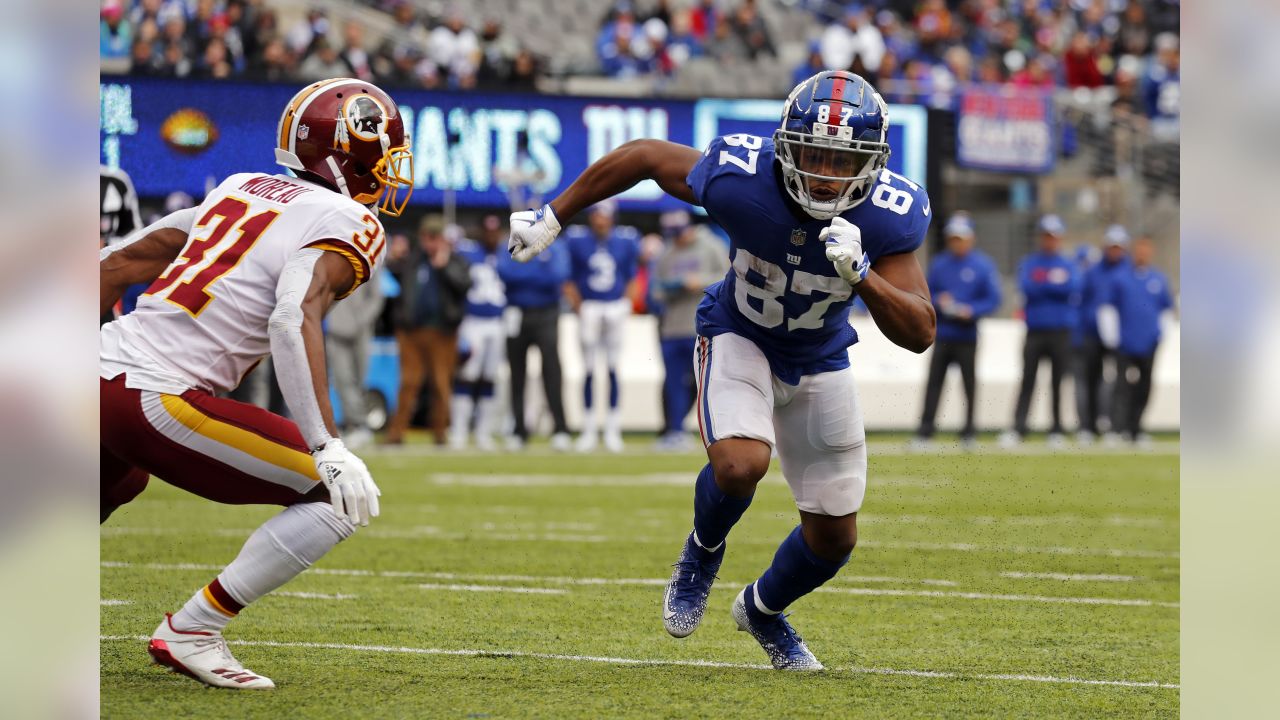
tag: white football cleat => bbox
[575,431,598,453]
[148,614,275,689]
[549,432,572,452]
[603,430,625,454]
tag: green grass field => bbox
[101,438,1178,718]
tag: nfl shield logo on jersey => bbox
[790,228,807,246]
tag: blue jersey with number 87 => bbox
[687,134,931,384]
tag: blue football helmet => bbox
[775,70,891,219]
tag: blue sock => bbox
[747,526,849,624]
[608,370,620,409]
[583,373,594,410]
[691,464,752,554]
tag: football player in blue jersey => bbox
[509,71,935,670]
[562,201,641,453]
[449,216,508,451]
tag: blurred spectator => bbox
[1011,53,1056,88]
[449,217,508,451]
[820,5,884,75]
[160,15,193,68]
[1063,31,1104,88]
[601,29,655,78]
[129,38,163,76]
[1001,214,1080,447]
[129,0,184,30]
[325,267,384,451]
[729,0,775,59]
[914,0,954,61]
[298,37,349,82]
[793,40,824,87]
[477,18,518,85]
[666,9,702,67]
[645,0,674,28]
[1099,236,1173,445]
[651,211,729,451]
[385,215,472,447]
[913,213,1002,449]
[339,21,374,82]
[429,10,481,89]
[197,37,234,79]
[498,234,571,450]
[689,0,720,41]
[505,49,541,90]
[1144,32,1180,137]
[1075,224,1131,443]
[632,233,664,316]
[249,36,294,82]
[286,8,329,59]
[101,1,132,62]
[705,18,748,63]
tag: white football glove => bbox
[312,438,381,526]
[819,217,871,286]
[508,204,562,262]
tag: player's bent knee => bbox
[708,438,771,493]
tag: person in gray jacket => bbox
[651,211,730,450]
[325,269,384,449]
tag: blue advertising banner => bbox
[101,77,927,212]
[955,85,1055,174]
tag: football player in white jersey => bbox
[100,78,413,689]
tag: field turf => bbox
[101,437,1178,718]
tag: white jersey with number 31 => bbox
[100,172,386,395]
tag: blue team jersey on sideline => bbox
[687,135,931,384]
[1107,265,1174,357]
[457,240,506,318]
[565,225,641,301]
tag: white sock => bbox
[450,394,474,440]
[605,409,622,437]
[171,502,354,632]
[474,396,496,440]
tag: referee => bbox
[912,213,1002,449]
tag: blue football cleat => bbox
[731,587,824,671]
[662,532,724,638]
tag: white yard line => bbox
[815,587,1176,608]
[100,599,132,606]
[273,591,358,600]
[1002,571,1140,582]
[103,528,1178,559]
[102,562,1174,608]
[97,635,1179,689]
[417,583,567,595]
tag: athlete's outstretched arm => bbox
[99,207,200,316]
[509,140,702,262]
[858,252,936,353]
[549,140,702,220]
[268,249,355,449]
[269,249,380,526]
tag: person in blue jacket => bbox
[1075,224,1132,442]
[497,235,572,451]
[1098,236,1173,444]
[913,213,1002,448]
[1002,214,1080,446]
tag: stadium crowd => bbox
[102,0,1179,109]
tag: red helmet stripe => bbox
[831,75,847,102]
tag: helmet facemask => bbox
[371,135,414,217]
[774,127,889,220]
